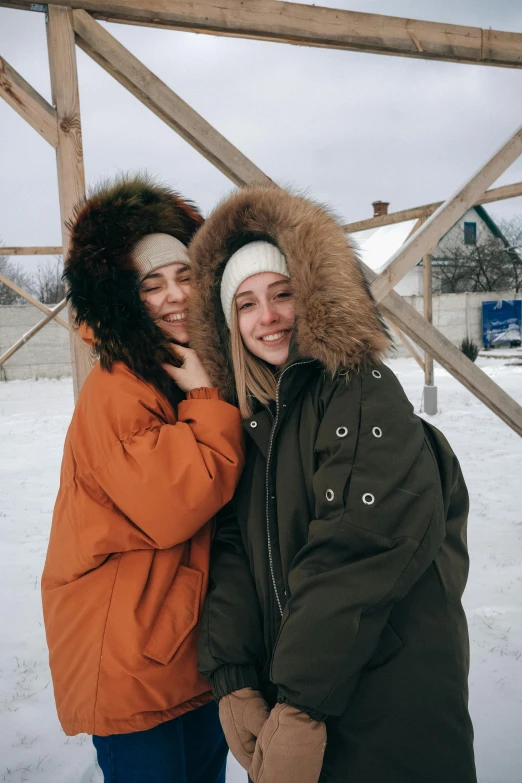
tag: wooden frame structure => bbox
[1,0,522,436]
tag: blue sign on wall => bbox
[482,300,522,347]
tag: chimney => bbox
[372,200,390,217]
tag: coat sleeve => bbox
[85,388,245,553]
[198,501,266,698]
[270,365,459,720]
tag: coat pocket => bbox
[143,565,203,666]
[365,622,403,669]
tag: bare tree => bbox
[0,247,35,305]
[497,216,522,293]
[31,258,66,304]
[434,221,521,293]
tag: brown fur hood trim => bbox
[188,183,391,400]
[64,173,203,390]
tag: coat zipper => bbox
[265,361,315,618]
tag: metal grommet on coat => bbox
[336,426,348,438]
[372,426,382,438]
[362,493,375,505]
[325,489,335,502]
[250,420,258,428]
[372,370,382,379]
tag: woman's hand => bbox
[250,704,326,783]
[162,345,212,392]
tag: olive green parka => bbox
[189,185,476,783]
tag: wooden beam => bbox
[370,125,522,303]
[0,299,68,367]
[1,246,63,256]
[389,322,425,372]
[344,181,522,233]
[0,56,58,147]
[72,10,269,187]
[47,4,97,399]
[361,263,522,436]
[423,253,434,386]
[3,1,522,68]
[405,216,425,241]
[2,4,520,435]
[0,271,69,328]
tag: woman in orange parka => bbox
[41,175,244,783]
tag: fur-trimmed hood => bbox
[64,173,203,389]
[188,183,391,401]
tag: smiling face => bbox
[139,262,191,344]
[235,272,295,366]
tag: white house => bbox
[352,203,509,297]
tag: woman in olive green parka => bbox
[189,184,477,783]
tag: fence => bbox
[2,290,520,380]
[0,305,71,380]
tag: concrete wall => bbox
[390,290,521,357]
[0,305,72,381]
[1,292,521,380]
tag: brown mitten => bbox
[250,703,326,783]
[219,688,270,771]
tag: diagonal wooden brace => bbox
[0,299,68,367]
[0,272,69,329]
[370,124,522,303]
[0,55,59,146]
[73,10,270,187]
[362,261,522,436]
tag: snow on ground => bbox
[1,357,521,783]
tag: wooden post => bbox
[46,4,96,399]
[423,253,434,386]
[422,251,437,414]
[361,261,522,436]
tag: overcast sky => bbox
[1,0,522,273]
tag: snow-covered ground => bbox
[1,357,521,783]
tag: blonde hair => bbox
[230,305,278,419]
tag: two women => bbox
[44,175,476,783]
[42,176,244,782]
[190,184,477,783]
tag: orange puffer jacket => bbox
[42,362,244,736]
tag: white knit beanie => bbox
[220,241,290,327]
[131,232,190,281]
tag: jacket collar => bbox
[244,358,319,457]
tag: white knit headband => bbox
[220,241,290,327]
[131,233,190,281]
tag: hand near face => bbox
[162,345,211,392]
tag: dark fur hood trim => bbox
[64,173,203,389]
[188,183,391,401]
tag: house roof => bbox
[351,205,510,273]
[351,219,418,273]
[473,205,510,246]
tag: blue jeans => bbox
[93,700,227,783]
